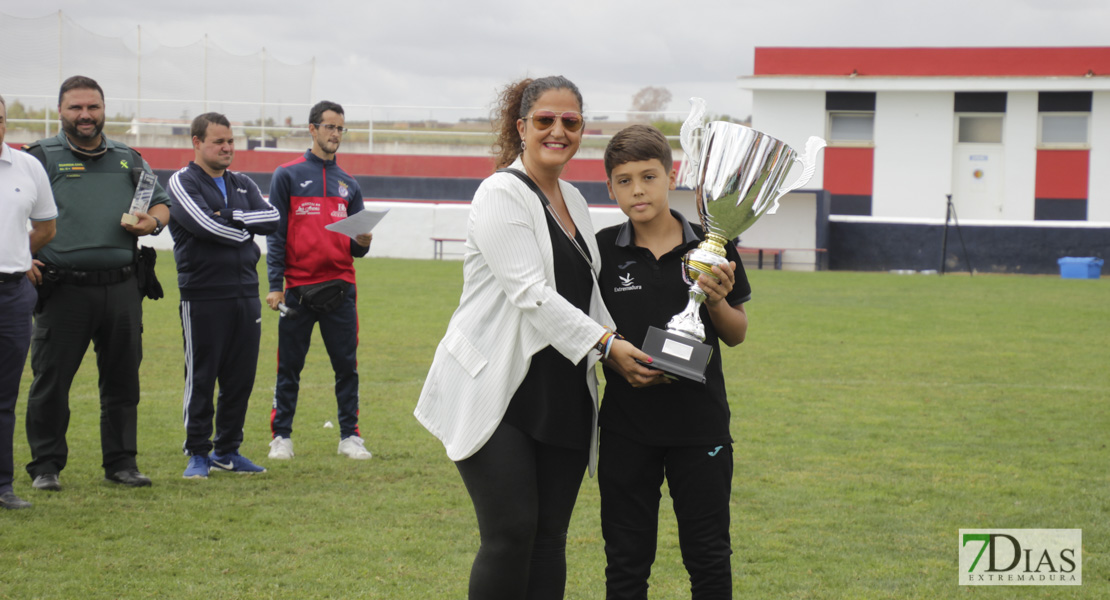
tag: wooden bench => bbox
[431,237,466,260]
[736,246,783,270]
[736,246,829,271]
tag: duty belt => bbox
[47,264,135,286]
[0,272,24,284]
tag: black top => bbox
[502,208,595,450]
[596,210,751,446]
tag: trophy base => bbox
[641,326,713,384]
[121,213,139,226]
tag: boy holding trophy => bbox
[596,124,751,598]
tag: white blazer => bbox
[415,158,613,475]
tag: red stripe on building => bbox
[754,47,1110,77]
[136,147,611,181]
[1035,150,1089,200]
[823,147,873,195]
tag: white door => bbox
[951,115,1005,220]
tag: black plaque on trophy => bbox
[641,326,713,384]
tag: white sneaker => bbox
[338,436,372,460]
[268,436,294,459]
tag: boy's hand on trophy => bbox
[699,261,736,306]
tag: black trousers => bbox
[271,288,360,439]
[455,420,589,600]
[180,297,261,456]
[25,279,143,477]
[0,278,36,493]
[599,428,734,599]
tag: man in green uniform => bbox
[23,76,171,490]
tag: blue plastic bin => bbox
[1057,257,1104,279]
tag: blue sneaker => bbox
[184,455,211,479]
[209,451,266,474]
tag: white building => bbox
[741,47,1110,222]
[739,47,1110,273]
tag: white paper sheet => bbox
[324,208,390,239]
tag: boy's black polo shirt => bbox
[596,210,750,447]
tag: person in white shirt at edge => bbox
[0,94,57,510]
[414,76,661,600]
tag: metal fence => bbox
[1,10,689,157]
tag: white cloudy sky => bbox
[6,0,1108,121]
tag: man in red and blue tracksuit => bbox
[265,100,374,461]
[168,112,280,478]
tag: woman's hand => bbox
[605,338,671,388]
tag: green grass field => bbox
[1,254,1107,599]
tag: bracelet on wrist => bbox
[595,331,613,354]
[602,334,617,361]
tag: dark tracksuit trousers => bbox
[0,278,37,493]
[25,279,143,478]
[600,428,734,599]
[270,286,360,440]
[180,297,262,456]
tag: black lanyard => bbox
[497,168,594,272]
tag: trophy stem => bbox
[665,286,707,342]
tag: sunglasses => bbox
[524,110,585,133]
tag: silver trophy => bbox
[644,98,826,381]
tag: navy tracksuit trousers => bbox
[0,278,36,493]
[270,286,360,440]
[180,297,262,457]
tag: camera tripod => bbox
[939,194,973,276]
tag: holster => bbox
[35,265,60,313]
[136,246,164,300]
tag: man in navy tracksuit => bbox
[265,100,374,461]
[168,112,280,478]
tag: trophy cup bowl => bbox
[642,99,825,382]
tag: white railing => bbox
[5,94,688,156]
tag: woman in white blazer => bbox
[415,76,659,599]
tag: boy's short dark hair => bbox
[604,124,673,178]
